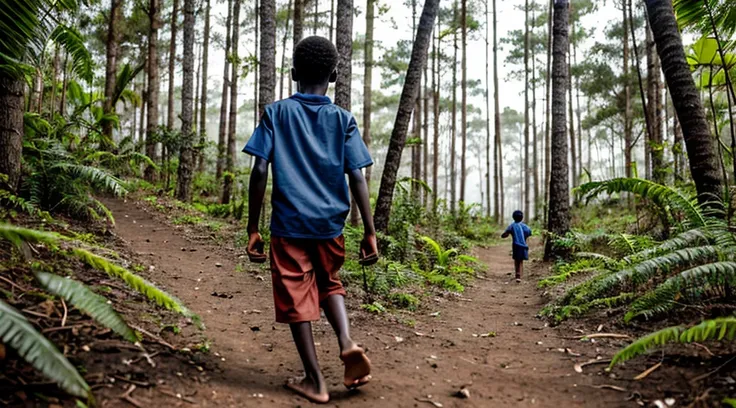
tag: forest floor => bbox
[84,197,670,408]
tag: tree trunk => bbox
[194,45,201,134]
[531,8,539,219]
[197,0,211,174]
[460,0,467,205]
[493,0,504,223]
[221,0,241,205]
[523,0,530,216]
[279,0,293,100]
[373,0,439,233]
[423,41,430,206]
[103,0,121,141]
[646,22,664,183]
[216,0,232,184]
[432,15,440,213]
[572,10,582,180]
[176,0,196,202]
[167,0,179,131]
[644,0,724,204]
[544,0,571,261]
[139,60,148,150]
[145,0,161,182]
[484,0,491,218]
[60,51,69,117]
[568,41,577,187]
[450,0,458,216]
[51,47,60,116]
[254,0,260,129]
[294,0,304,48]
[260,0,277,117]
[364,0,375,192]
[411,0,421,200]
[330,0,335,42]
[543,0,552,221]
[335,0,358,226]
[623,0,633,179]
[313,0,318,34]
[0,76,24,191]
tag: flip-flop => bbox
[284,378,330,404]
[359,246,378,266]
[247,252,268,264]
[340,347,372,389]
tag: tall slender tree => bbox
[622,0,633,178]
[167,0,179,131]
[145,0,162,182]
[197,0,211,173]
[544,0,570,260]
[644,0,724,204]
[363,0,375,189]
[222,0,241,204]
[176,0,196,201]
[335,0,357,225]
[493,0,504,222]
[523,0,530,216]
[646,22,664,183]
[260,0,276,117]
[450,0,458,216]
[543,0,552,215]
[102,0,121,141]
[567,35,577,187]
[374,0,440,233]
[460,0,468,205]
[279,0,293,100]
[484,0,492,218]
[215,0,232,184]
[432,14,440,213]
[254,0,260,128]
[294,0,304,48]
[531,7,539,218]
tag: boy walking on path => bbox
[243,36,378,404]
[501,210,532,282]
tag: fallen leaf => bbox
[415,398,443,407]
[590,384,627,392]
[574,359,612,373]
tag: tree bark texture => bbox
[103,0,121,141]
[167,0,179,131]
[175,0,196,202]
[364,0,375,189]
[259,0,277,118]
[216,0,232,184]
[644,0,724,204]
[432,16,440,213]
[197,0,211,173]
[145,0,161,182]
[523,0,530,216]
[450,0,458,216]
[0,75,24,191]
[373,0,439,233]
[544,0,571,261]
[460,0,467,205]
[221,0,241,205]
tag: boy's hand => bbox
[359,234,379,266]
[247,232,267,264]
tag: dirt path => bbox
[106,199,633,408]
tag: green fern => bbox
[0,299,90,398]
[420,235,458,268]
[34,271,139,343]
[71,248,201,326]
[0,223,60,247]
[611,317,736,366]
[49,25,94,83]
[578,178,707,229]
[624,261,736,321]
[623,228,710,264]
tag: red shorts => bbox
[270,235,347,323]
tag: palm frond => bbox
[0,299,90,398]
[113,63,144,106]
[49,25,93,83]
[34,271,138,343]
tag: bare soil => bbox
[92,198,655,408]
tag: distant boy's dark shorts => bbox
[512,244,529,261]
[270,236,347,323]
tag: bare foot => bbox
[285,376,329,404]
[340,344,372,389]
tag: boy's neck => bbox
[297,82,329,96]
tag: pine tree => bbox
[102,0,121,141]
[260,0,276,117]
[175,0,196,202]
[493,0,504,222]
[221,0,241,204]
[450,0,458,216]
[216,0,232,184]
[363,0,375,188]
[197,0,211,173]
[523,0,530,216]
[460,0,468,205]
[145,0,162,182]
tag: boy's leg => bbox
[514,259,522,281]
[316,236,372,389]
[286,322,329,403]
[271,238,329,403]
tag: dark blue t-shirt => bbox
[505,222,532,248]
[243,93,373,239]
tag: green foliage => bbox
[0,299,90,398]
[0,223,60,248]
[388,292,420,311]
[611,317,736,366]
[34,271,139,343]
[539,258,605,288]
[71,248,200,325]
[49,25,94,83]
[361,302,387,314]
[420,235,458,269]
[173,215,204,225]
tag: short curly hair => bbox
[513,210,524,222]
[293,36,339,84]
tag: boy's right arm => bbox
[348,168,378,264]
[246,157,269,260]
[501,225,511,238]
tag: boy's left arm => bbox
[501,225,511,238]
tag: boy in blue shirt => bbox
[501,210,532,283]
[243,36,377,404]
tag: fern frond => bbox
[49,25,93,83]
[0,299,90,398]
[51,163,126,197]
[71,248,201,326]
[0,223,60,247]
[34,271,138,343]
[610,325,684,366]
[623,228,710,264]
[612,317,736,366]
[625,261,736,321]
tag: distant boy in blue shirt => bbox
[243,36,377,404]
[501,210,532,282]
